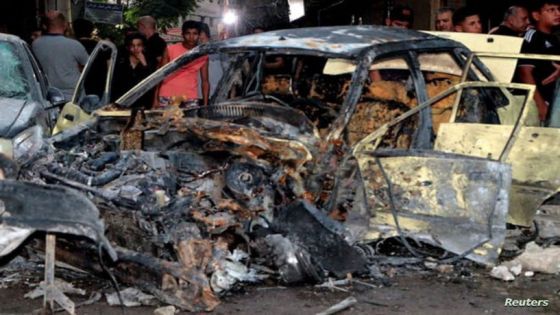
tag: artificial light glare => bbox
[223,11,238,25]
[289,0,305,21]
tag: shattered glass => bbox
[0,42,29,100]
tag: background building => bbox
[0,0,536,42]
[178,0,226,39]
[298,0,531,32]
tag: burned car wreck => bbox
[1,26,557,311]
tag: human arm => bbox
[518,65,548,122]
[152,49,170,108]
[75,42,90,71]
[200,62,209,105]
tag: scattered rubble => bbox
[509,242,560,274]
[490,241,560,281]
[154,305,176,315]
[524,271,535,277]
[535,206,560,239]
[316,296,358,315]
[490,266,515,282]
[1,112,556,310]
[105,287,158,307]
[25,278,86,300]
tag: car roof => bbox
[215,26,463,57]
[0,33,26,44]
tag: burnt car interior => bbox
[83,44,525,159]
[360,50,520,151]
[221,52,351,132]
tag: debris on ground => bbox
[0,102,555,310]
[24,278,86,299]
[154,305,177,315]
[534,206,560,239]
[508,242,560,274]
[316,296,358,315]
[489,266,515,282]
[105,287,158,307]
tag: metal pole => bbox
[43,234,56,313]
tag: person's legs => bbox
[547,80,560,127]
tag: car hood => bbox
[0,97,42,138]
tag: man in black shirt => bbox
[489,5,530,37]
[517,0,560,122]
[137,16,167,66]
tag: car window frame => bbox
[352,81,535,159]
[71,40,117,108]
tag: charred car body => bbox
[426,31,560,227]
[1,26,554,311]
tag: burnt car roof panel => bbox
[215,26,451,56]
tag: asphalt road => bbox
[0,268,558,314]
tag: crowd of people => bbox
[22,0,560,123]
[29,11,214,108]
[391,1,560,123]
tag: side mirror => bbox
[47,87,66,107]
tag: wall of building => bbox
[393,0,434,30]
[0,0,39,40]
[44,0,73,21]
[181,0,225,39]
[235,0,290,34]
[299,0,444,30]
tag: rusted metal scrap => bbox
[355,150,511,265]
[0,179,116,260]
[11,98,518,312]
[17,97,514,311]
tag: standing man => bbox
[32,11,89,100]
[157,21,209,107]
[137,16,167,66]
[489,6,530,36]
[453,7,483,33]
[385,5,413,29]
[197,22,226,100]
[517,0,560,123]
[435,7,454,31]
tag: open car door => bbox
[52,40,117,135]
[349,82,516,265]
[434,82,560,226]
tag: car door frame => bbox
[71,40,118,107]
[52,40,117,135]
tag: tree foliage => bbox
[124,0,200,28]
